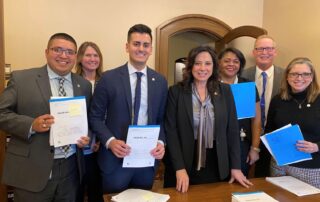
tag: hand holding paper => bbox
[123,125,160,168]
[260,124,312,166]
[49,96,88,147]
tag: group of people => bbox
[0,23,319,202]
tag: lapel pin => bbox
[77,84,80,88]
[152,78,155,81]
[307,104,311,107]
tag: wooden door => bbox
[0,0,7,201]
[155,14,267,80]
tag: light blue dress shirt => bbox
[47,66,76,159]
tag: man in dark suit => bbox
[0,33,92,202]
[241,35,284,177]
[89,24,167,193]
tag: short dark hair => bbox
[47,33,77,50]
[218,47,246,76]
[127,24,152,42]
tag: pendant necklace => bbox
[292,98,307,109]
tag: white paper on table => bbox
[266,176,320,196]
[232,191,278,202]
[123,125,160,168]
[111,189,170,202]
[49,96,88,147]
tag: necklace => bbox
[292,98,307,109]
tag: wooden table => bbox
[104,178,320,201]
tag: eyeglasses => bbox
[50,47,76,56]
[254,47,275,52]
[288,72,313,79]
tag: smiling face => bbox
[192,51,213,84]
[287,63,313,93]
[253,38,277,71]
[45,38,77,76]
[218,51,240,79]
[81,46,100,72]
[126,32,152,70]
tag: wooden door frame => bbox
[0,0,6,201]
[155,14,232,78]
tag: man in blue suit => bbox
[89,24,168,193]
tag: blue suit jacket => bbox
[89,64,168,173]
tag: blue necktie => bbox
[260,72,267,130]
[133,72,143,125]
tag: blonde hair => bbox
[75,42,103,81]
[280,57,320,102]
[254,35,277,48]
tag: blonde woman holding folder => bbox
[266,57,320,188]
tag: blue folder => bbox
[264,124,312,166]
[230,82,256,119]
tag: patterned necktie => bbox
[133,72,143,125]
[260,72,267,130]
[58,77,70,156]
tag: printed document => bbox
[266,176,320,196]
[49,96,88,147]
[123,125,160,168]
[111,189,169,202]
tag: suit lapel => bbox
[35,66,52,112]
[147,68,156,123]
[272,67,281,97]
[211,88,222,138]
[183,88,193,128]
[71,74,82,96]
[120,65,133,121]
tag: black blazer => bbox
[165,82,240,180]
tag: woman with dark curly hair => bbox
[163,45,252,193]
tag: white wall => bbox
[4,0,263,71]
[263,0,320,80]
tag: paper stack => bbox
[266,176,320,196]
[232,191,278,202]
[111,189,170,202]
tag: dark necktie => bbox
[133,72,143,125]
[260,72,267,130]
[58,77,70,156]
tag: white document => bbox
[49,96,88,147]
[111,188,170,202]
[123,125,160,168]
[266,176,320,196]
[232,191,278,202]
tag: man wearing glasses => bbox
[0,33,92,201]
[241,35,284,177]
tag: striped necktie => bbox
[58,77,70,156]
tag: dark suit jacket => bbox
[165,83,240,180]
[241,65,284,98]
[89,64,168,174]
[0,65,92,192]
